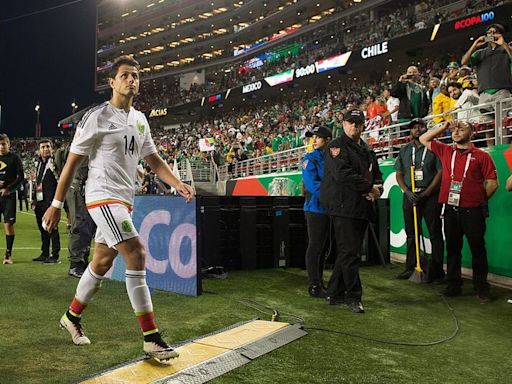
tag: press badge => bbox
[414,169,424,181]
[448,181,462,207]
[36,184,44,202]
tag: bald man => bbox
[391,66,430,127]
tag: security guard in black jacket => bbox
[320,109,383,313]
[32,140,60,264]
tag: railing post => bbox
[495,99,503,146]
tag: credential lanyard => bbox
[450,151,472,183]
[38,159,52,184]
[412,145,427,168]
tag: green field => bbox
[1,209,511,384]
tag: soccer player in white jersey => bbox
[43,56,194,362]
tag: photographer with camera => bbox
[391,66,430,126]
[461,23,512,114]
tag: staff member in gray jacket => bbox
[394,119,444,282]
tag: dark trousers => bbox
[66,185,96,266]
[443,206,490,293]
[403,193,445,279]
[35,204,60,258]
[18,192,28,211]
[305,212,330,286]
[327,217,368,301]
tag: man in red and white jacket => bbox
[420,121,498,303]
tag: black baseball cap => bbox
[345,109,365,124]
[305,125,332,138]
[408,118,427,129]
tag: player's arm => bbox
[42,153,85,230]
[144,153,194,202]
[419,122,450,151]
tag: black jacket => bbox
[390,81,429,120]
[319,133,383,221]
[33,157,58,207]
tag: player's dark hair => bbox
[109,55,140,79]
[0,134,9,143]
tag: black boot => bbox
[308,284,327,298]
[32,254,48,262]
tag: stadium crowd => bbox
[11,47,511,187]
[133,0,506,111]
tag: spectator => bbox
[441,62,460,86]
[383,88,400,125]
[432,84,456,124]
[427,77,441,108]
[461,23,512,135]
[447,81,481,123]
[391,66,430,124]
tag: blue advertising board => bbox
[107,196,199,296]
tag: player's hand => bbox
[42,206,61,232]
[176,182,195,202]
[0,188,9,197]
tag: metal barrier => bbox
[207,96,512,181]
[217,146,307,181]
[187,160,211,182]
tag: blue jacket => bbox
[302,148,326,214]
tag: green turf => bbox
[1,210,512,383]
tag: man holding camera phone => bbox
[391,66,429,126]
[461,24,512,117]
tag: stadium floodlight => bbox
[35,105,40,112]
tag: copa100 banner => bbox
[106,196,199,296]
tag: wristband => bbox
[51,199,64,209]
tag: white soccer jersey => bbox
[70,102,157,210]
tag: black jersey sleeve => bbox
[6,154,24,192]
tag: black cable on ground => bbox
[303,295,460,347]
[205,290,460,347]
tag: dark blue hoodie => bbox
[302,148,326,214]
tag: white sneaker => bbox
[143,337,179,362]
[59,314,91,345]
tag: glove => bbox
[416,191,429,204]
[404,190,420,205]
